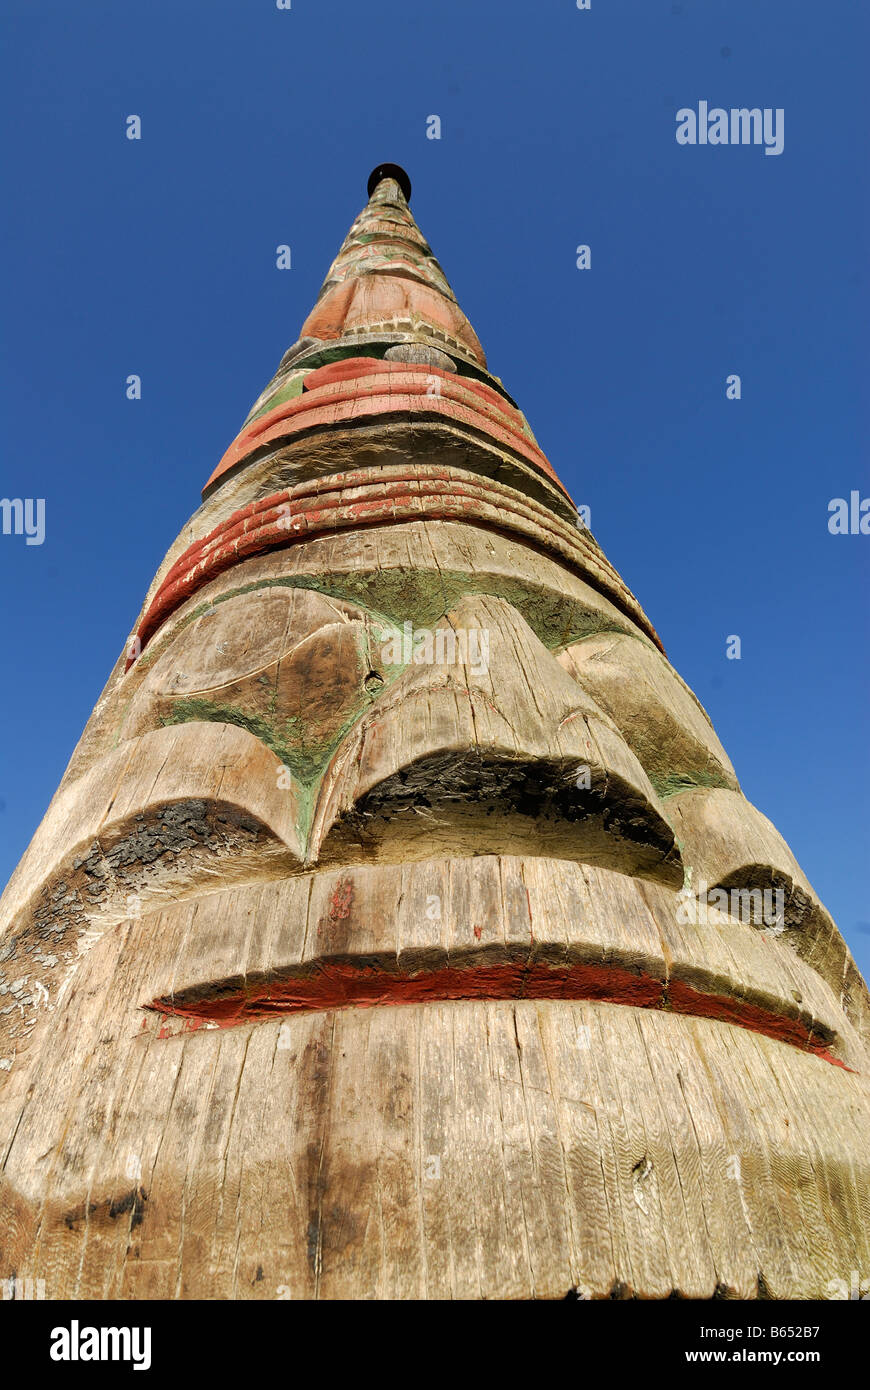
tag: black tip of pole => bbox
[367,163,412,202]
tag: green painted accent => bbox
[131,572,664,852]
[134,572,728,853]
[516,412,540,446]
[263,340,518,407]
[245,371,308,426]
[158,696,318,849]
[161,698,285,763]
[139,572,640,685]
[654,769,735,800]
[133,642,164,674]
[158,618,407,851]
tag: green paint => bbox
[245,371,308,427]
[158,617,407,851]
[161,698,283,762]
[125,572,728,856]
[654,768,735,800]
[128,572,664,849]
[137,571,642,685]
[253,340,519,407]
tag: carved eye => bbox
[119,587,401,781]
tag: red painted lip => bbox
[147,957,850,1069]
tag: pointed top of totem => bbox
[208,166,578,514]
[272,163,487,378]
[367,162,412,201]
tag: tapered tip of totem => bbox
[367,162,412,202]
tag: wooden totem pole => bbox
[1,165,868,1300]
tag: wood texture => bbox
[1,166,867,1300]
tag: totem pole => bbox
[1,166,867,1299]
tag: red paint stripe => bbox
[302,357,386,388]
[161,462,561,593]
[168,476,567,588]
[302,358,521,421]
[148,960,849,1068]
[240,367,526,452]
[126,468,661,668]
[204,371,561,494]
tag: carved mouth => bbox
[147,954,848,1068]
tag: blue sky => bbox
[1,0,867,976]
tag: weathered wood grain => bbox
[1,164,867,1301]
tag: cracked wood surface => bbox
[1,854,868,1298]
[1,166,868,1299]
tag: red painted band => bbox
[204,363,564,494]
[302,357,517,419]
[127,468,661,667]
[163,469,574,590]
[148,958,850,1069]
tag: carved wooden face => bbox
[1,510,867,1300]
[1,164,867,1297]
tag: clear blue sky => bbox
[1,0,867,976]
